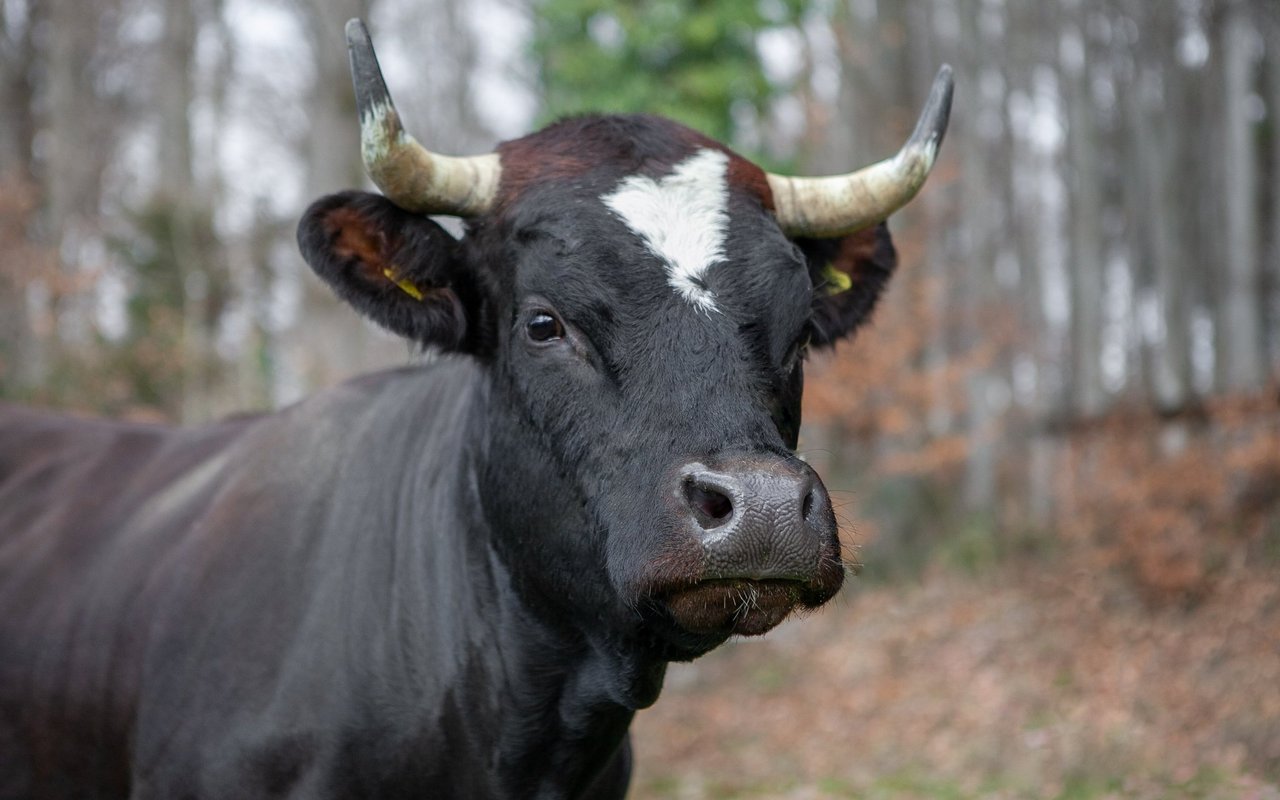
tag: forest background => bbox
[1,0,1277,797]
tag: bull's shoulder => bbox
[277,358,484,442]
[0,404,268,552]
[325,358,482,403]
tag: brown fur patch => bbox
[726,156,774,212]
[493,115,775,216]
[495,136,595,213]
[325,207,392,284]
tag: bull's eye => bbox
[527,312,565,343]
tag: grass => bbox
[637,766,1270,799]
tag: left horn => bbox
[345,19,500,216]
[767,65,954,238]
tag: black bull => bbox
[0,24,952,800]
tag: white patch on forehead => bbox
[602,148,730,313]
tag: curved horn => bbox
[345,19,500,216]
[767,65,954,238]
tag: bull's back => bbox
[0,404,253,580]
[0,405,252,798]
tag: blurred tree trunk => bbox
[156,0,197,204]
[1127,4,1194,412]
[1063,11,1105,418]
[237,206,288,411]
[1267,8,1280,372]
[37,0,111,378]
[905,0,956,444]
[44,0,103,242]
[157,0,205,422]
[1217,0,1265,391]
[957,0,999,513]
[155,0,224,424]
[0,2,34,180]
[0,1,38,392]
[298,0,368,198]
[811,3,861,175]
[1005,1,1058,529]
[408,0,490,154]
[824,0,911,171]
[1183,13,1221,397]
[207,3,274,413]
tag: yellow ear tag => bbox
[822,263,853,295]
[382,267,425,301]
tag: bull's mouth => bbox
[661,579,811,638]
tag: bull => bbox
[0,20,951,799]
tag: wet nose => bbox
[679,458,835,581]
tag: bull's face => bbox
[297,22,949,661]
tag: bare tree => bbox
[0,1,39,391]
[1217,0,1266,390]
[0,1,35,180]
[1123,2,1194,411]
[1266,6,1280,369]
[153,0,227,421]
[1062,6,1105,418]
[295,0,370,198]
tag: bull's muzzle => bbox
[661,456,845,636]
[680,459,832,580]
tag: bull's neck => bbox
[465,370,668,798]
[485,598,656,799]
[363,365,662,798]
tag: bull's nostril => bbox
[802,487,815,521]
[685,481,733,529]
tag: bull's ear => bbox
[297,191,482,352]
[796,222,898,348]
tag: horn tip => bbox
[345,18,369,45]
[933,64,955,115]
[346,19,393,128]
[907,63,954,156]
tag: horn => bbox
[345,19,500,216]
[767,65,954,238]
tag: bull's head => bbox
[298,21,951,663]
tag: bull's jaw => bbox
[660,570,839,640]
[664,579,803,637]
[621,539,846,659]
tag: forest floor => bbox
[629,557,1280,799]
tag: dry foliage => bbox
[632,563,1280,798]
[799,219,1280,608]
[1056,392,1280,607]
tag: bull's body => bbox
[1,363,634,798]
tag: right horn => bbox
[345,19,500,216]
[767,65,954,239]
